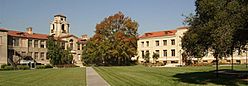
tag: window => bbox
[40,40,45,48]
[34,52,38,60]
[236,60,241,64]
[40,52,44,60]
[22,51,26,54]
[51,29,54,33]
[62,24,66,33]
[146,41,149,47]
[171,39,175,45]
[141,51,145,58]
[0,36,2,45]
[141,41,144,47]
[155,50,160,57]
[163,40,167,46]
[146,50,149,54]
[78,43,81,50]
[171,49,175,56]
[52,24,55,29]
[155,40,159,46]
[163,50,167,57]
[69,39,73,49]
[28,39,32,47]
[171,61,178,63]
[34,40,38,48]
[227,60,231,62]
[203,60,208,63]
[13,38,19,46]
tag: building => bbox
[49,14,88,66]
[137,26,247,66]
[137,27,187,65]
[0,14,88,67]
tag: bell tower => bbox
[50,14,70,37]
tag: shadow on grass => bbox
[173,69,248,86]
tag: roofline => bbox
[54,14,66,18]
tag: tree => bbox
[82,12,139,66]
[182,0,248,78]
[143,52,150,63]
[47,35,73,65]
[152,52,159,63]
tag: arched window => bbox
[62,24,65,33]
[51,24,54,33]
[69,39,73,49]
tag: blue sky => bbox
[0,0,195,37]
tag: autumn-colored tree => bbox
[82,12,139,66]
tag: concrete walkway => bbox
[86,67,110,86]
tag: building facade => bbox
[137,27,187,65]
[137,27,247,66]
[0,14,88,67]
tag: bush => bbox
[1,64,8,69]
[3,66,14,70]
[36,64,53,69]
[154,62,164,66]
[55,64,78,68]
[45,64,53,68]
[36,65,46,69]
[17,65,30,70]
[191,63,212,66]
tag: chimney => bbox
[26,27,33,34]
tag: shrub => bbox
[36,65,46,69]
[3,66,14,70]
[1,64,8,69]
[191,63,212,66]
[45,64,53,68]
[17,65,30,70]
[55,64,78,68]
[36,64,53,69]
[154,62,164,66]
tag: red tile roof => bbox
[59,34,78,38]
[139,30,177,39]
[139,26,188,39]
[0,28,48,39]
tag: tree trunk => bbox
[216,55,219,79]
[231,54,233,71]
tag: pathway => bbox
[86,67,110,86]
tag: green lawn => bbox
[94,65,248,86]
[0,67,86,86]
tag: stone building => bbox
[0,14,88,67]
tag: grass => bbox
[94,65,248,86]
[0,67,86,86]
